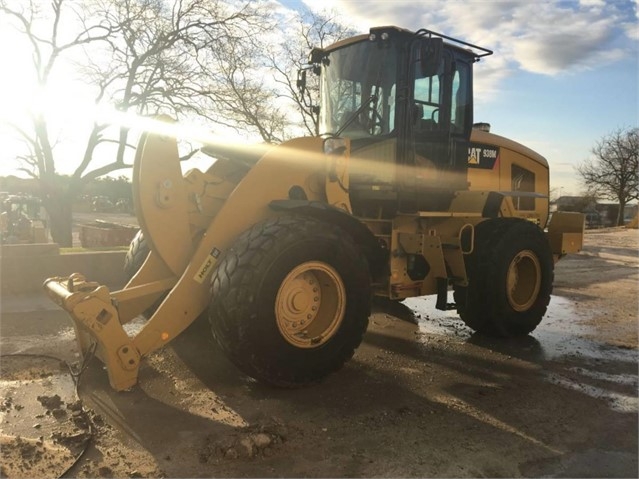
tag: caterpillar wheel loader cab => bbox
[44,26,584,391]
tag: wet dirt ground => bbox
[1,227,637,478]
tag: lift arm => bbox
[44,128,329,390]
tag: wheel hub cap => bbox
[275,261,345,348]
[506,250,542,312]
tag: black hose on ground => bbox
[2,344,97,479]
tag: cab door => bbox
[400,42,473,211]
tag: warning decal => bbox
[194,247,221,284]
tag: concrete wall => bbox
[1,244,127,295]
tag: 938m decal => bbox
[468,143,500,169]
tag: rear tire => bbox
[209,215,371,387]
[454,218,553,337]
[124,230,150,280]
[123,230,163,318]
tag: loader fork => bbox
[44,130,207,390]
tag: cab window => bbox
[451,61,470,134]
[413,61,442,129]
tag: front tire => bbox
[209,216,371,387]
[124,230,150,281]
[454,218,554,337]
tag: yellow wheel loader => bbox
[44,27,584,391]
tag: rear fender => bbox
[546,211,584,260]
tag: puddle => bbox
[0,355,90,478]
[533,296,638,364]
[403,295,471,340]
[403,294,636,363]
[545,372,638,413]
[0,327,77,356]
[401,294,638,414]
[531,296,595,360]
[568,366,639,387]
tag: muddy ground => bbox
[1,227,637,478]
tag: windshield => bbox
[319,40,398,139]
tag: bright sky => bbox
[0,0,637,197]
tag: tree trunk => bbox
[46,196,74,247]
[616,200,627,226]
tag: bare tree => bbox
[201,8,356,143]
[576,127,639,226]
[1,0,113,245]
[0,0,269,245]
[208,31,290,143]
[266,9,357,136]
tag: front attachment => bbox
[43,274,141,391]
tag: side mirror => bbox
[309,47,325,64]
[419,38,443,77]
[297,69,307,93]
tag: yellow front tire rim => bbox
[275,261,346,348]
[506,250,542,312]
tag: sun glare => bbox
[0,11,307,179]
[0,18,102,176]
[0,16,252,178]
[0,26,34,122]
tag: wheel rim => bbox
[506,250,542,312]
[275,261,346,349]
